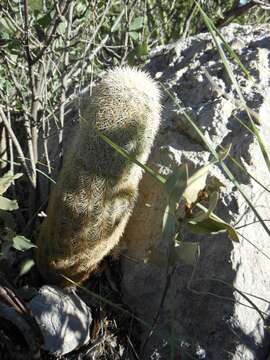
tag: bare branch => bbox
[23,0,33,65]
[182,1,198,39]
[0,107,34,187]
[58,1,75,166]
[215,1,257,27]
[31,0,71,65]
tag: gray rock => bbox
[28,285,92,355]
[121,23,270,359]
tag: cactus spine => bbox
[36,67,161,285]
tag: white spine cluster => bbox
[36,67,161,285]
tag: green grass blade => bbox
[96,128,166,184]
[195,1,251,80]
[219,144,270,194]
[196,1,270,175]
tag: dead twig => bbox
[182,0,199,39]
[0,107,34,186]
[0,274,43,359]
[215,0,269,28]
[58,1,75,167]
[30,0,71,65]
[140,266,176,356]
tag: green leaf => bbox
[37,13,52,28]
[130,16,144,31]
[76,3,87,14]
[162,205,176,241]
[0,196,19,211]
[12,236,37,251]
[0,171,23,195]
[129,31,139,41]
[186,217,223,234]
[127,50,137,66]
[188,191,219,223]
[164,164,188,206]
[136,43,148,56]
[207,190,219,213]
[0,32,10,41]
[28,0,42,11]
[57,21,67,34]
[17,258,35,278]
[183,164,210,204]
[186,216,239,242]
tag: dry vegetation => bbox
[0,0,269,359]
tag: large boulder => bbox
[121,23,270,359]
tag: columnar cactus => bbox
[36,67,161,286]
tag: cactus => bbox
[36,67,161,286]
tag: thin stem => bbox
[0,108,34,187]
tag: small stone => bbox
[28,285,92,356]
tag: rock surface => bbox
[28,286,92,355]
[121,23,270,359]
